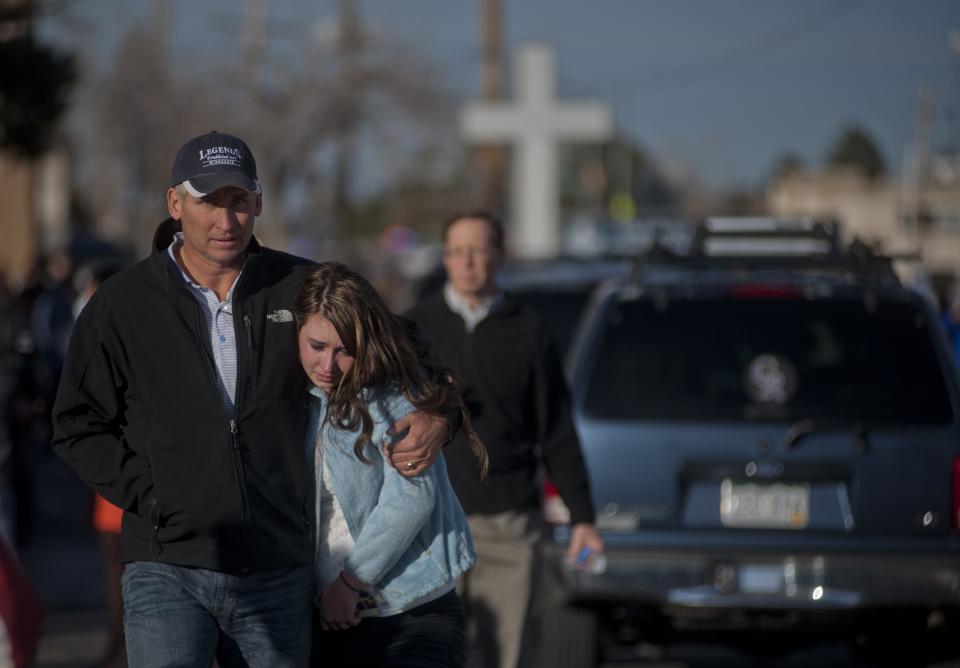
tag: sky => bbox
[47,0,960,190]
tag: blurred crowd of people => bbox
[0,251,127,667]
[1,252,122,549]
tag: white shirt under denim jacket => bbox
[306,382,476,614]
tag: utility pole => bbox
[330,0,362,239]
[480,0,503,100]
[239,0,293,250]
[950,31,960,164]
[152,0,171,53]
[0,0,37,289]
[910,86,934,258]
[242,0,268,75]
[477,0,507,210]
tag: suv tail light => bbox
[729,285,803,299]
[952,457,960,530]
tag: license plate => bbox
[720,479,809,529]
[738,564,783,593]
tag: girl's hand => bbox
[318,574,362,631]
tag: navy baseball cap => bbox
[170,131,261,197]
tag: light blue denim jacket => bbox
[306,383,476,610]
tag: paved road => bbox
[35,615,960,668]
[35,610,113,668]
[599,645,957,668]
[18,441,960,668]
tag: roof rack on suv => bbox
[692,216,839,257]
[631,217,901,286]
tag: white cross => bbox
[460,43,613,258]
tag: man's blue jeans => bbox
[122,561,313,668]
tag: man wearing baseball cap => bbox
[51,131,450,667]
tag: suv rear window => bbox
[583,297,955,424]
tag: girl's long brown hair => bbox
[294,262,487,476]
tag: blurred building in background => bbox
[0,145,72,293]
[0,0,74,290]
[0,154,36,289]
[767,158,960,280]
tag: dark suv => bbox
[497,258,629,358]
[539,221,960,667]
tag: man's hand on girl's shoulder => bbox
[384,411,446,477]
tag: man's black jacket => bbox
[407,293,595,525]
[52,219,315,573]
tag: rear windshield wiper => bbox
[782,418,871,452]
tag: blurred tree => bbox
[84,16,217,256]
[74,2,459,258]
[351,157,473,241]
[0,0,75,157]
[217,3,459,252]
[767,151,805,183]
[718,188,765,215]
[565,135,679,219]
[826,125,886,179]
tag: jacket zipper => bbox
[189,297,255,573]
[229,417,254,572]
[232,293,256,572]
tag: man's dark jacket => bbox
[407,293,594,525]
[52,219,315,573]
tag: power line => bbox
[633,0,869,93]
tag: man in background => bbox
[407,210,603,668]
